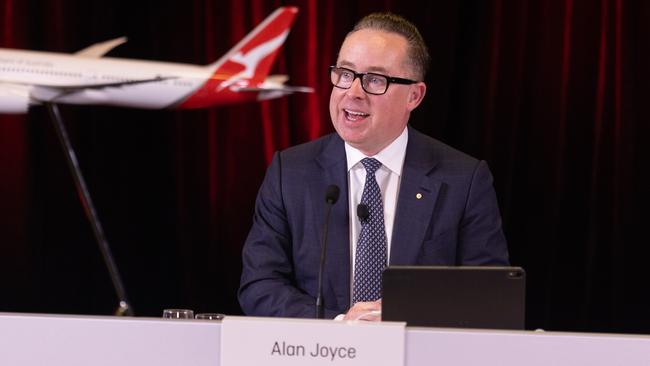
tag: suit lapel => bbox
[305,128,443,309]
[308,134,350,310]
[390,128,441,265]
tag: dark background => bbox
[2,0,649,334]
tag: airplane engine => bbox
[0,87,30,114]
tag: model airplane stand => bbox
[45,102,133,316]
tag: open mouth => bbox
[344,109,370,122]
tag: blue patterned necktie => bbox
[353,157,388,303]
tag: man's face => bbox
[329,29,426,156]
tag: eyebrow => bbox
[336,61,389,74]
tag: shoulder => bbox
[277,132,342,165]
[407,127,481,173]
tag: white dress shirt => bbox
[345,127,408,283]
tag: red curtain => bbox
[1,0,649,333]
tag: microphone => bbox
[357,203,369,221]
[316,184,340,319]
[325,185,340,204]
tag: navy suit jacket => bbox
[238,127,509,318]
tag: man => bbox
[239,12,509,320]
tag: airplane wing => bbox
[5,76,174,93]
[75,37,128,58]
[31,75,175,92]
[28,76,176,103]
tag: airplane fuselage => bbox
[0,49,214,109]
[0,6,310,114]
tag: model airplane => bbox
[0,6,312,114]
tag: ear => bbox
[406,82,426,111]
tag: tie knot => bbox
[361,158,382,175]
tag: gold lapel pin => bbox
[416,193,423,200]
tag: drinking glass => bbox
[195,313,225,321]
[162,309,194,319]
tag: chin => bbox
[338,130,366,145]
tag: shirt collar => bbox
[344,126,409,176]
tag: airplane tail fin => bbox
[178,7,306,109]
[209,7,298,88]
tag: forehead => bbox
[337,29,409,74]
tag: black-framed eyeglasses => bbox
[329,66,418,95]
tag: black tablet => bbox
[382,266,526,330]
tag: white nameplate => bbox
[221,316,406,366]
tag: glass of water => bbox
[162,309,194,319]
[195,313,225,321]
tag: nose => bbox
[346,77,366,98]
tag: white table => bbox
[0,312,648,366]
